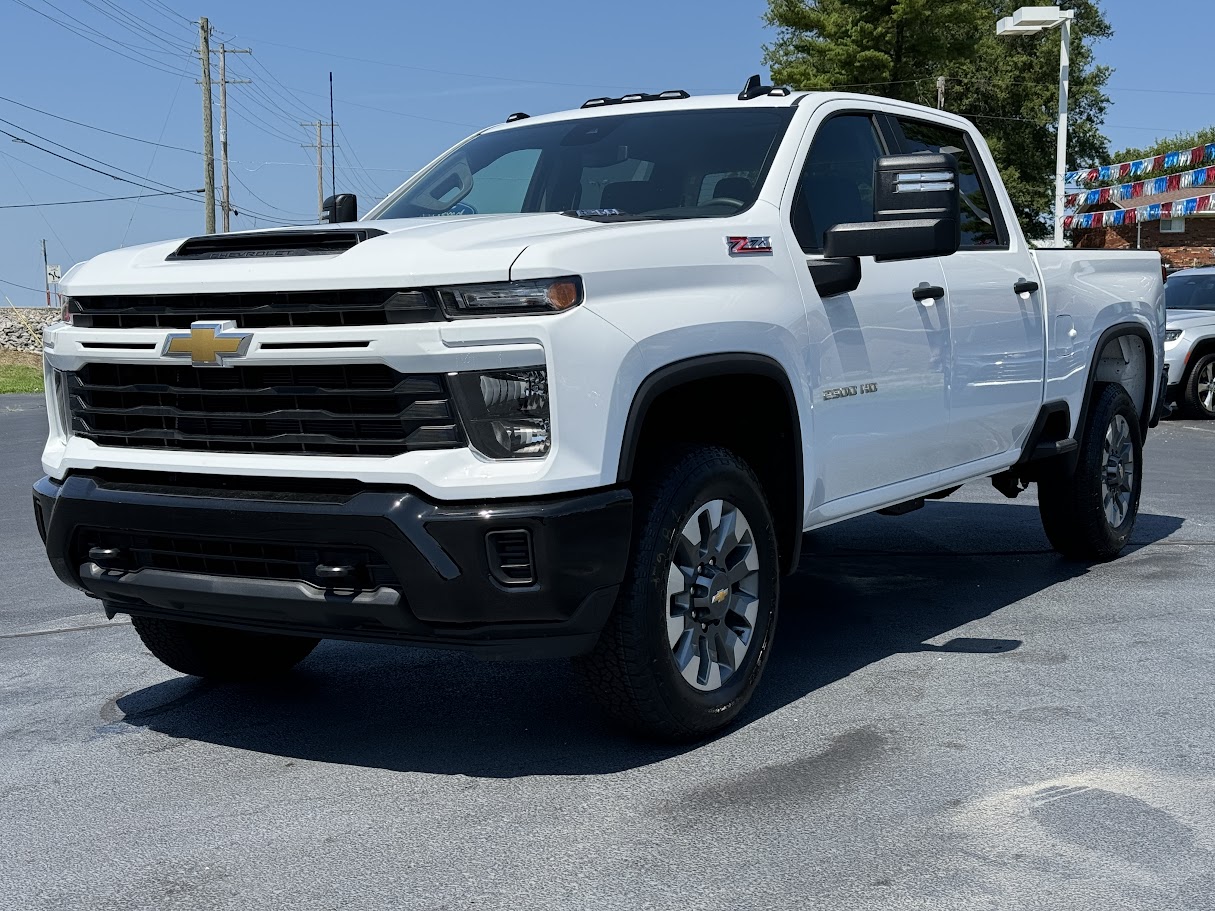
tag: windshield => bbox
[1165,273,1215,311]
[373,108,796,221]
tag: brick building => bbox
[1069,187,1215,269]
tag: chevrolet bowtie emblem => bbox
[163,320,252,367]
[712,588,729,605]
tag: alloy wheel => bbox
[1199,361,1215,414]
[1101,413,1135,528]
[665,499,761,691]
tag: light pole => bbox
[998,5,1075,247]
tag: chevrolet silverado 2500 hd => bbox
[34,79,1166,739]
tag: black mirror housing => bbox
[321,193,358,224]
[824,153,961,261]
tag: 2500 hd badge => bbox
[823,383,879,400]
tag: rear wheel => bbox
[128,614,319,680]
[1038,382,1142,561]
[1182,353,1215,419]
[575,446,779,741]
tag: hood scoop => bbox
[167,228,385,261]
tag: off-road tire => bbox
[1038,382,1143,561]
[574,445,780,741]
[129,614,319,681]
[1181,353,1215,419]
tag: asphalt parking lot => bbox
[2,391,1214,911]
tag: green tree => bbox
[764,0,1113,239]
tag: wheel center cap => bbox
[706,574,731,620]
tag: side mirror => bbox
[824,154,961,261]
[321,193,358,224]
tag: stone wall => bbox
[1,308,59,352]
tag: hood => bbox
[59,213,606,297]
[1165,308,1215,328]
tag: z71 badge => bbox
[726,236,773,255]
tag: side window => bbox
[792,114,884,253]
[895,118,1003,248]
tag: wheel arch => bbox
[1078,322,1157,443]
[617,353,804,575]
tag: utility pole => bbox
[198,18,215,234]
[216,43,251,232]
[301,120,335,218]
[936,76,945,110]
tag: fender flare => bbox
[1077,322,1156,444]
[616,352,804,574]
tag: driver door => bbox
[787,111,954,504]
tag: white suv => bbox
[35,79,1166,739]
[1163,267,1215,418]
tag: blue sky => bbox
[0,0,1206,305]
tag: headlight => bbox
[1165,329,1183,342]
[437,277,582,318]
[451,367,549,458]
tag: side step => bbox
[1031,438,1078,460]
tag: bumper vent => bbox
[69,288,440,329]
[77,528,399,590]
[66,363,463,456]
[486,529,535,585]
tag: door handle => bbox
[1013,278,1039,295]
[912,284,944,303]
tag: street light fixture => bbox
[998,5,1075,247]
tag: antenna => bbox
[329,72,337,200]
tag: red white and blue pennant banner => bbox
[1066,165,1215,208]
[1067,143,1215,186]
[1062,193,1215,230]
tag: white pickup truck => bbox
[35,78,1166,740]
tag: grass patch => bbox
[0,351,43,393]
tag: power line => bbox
[0,152,76,261]
[0,117,193,192]
[3,145,197,213]
[228,171,312,218]
[1,189,203,208]
[80,0,190,55]
[0,94,199,154]
[0,275,45,293]
[135,0,193,29]
[7,0,194,77]
[0,127,198,196]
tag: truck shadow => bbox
[114,499,1184,777]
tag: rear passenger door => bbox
[889,116,1045,463]
[787,112,954,503]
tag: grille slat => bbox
[77,528,399,590]
[68,363,463,457]
[71,288,440,329]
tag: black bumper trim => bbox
[34,473,632,659]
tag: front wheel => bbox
[1038,382,1143,561]
[129,614,319,681]
[1182,353,1215,419]
[575,446,780,741]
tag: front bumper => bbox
[33,472,632,658]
